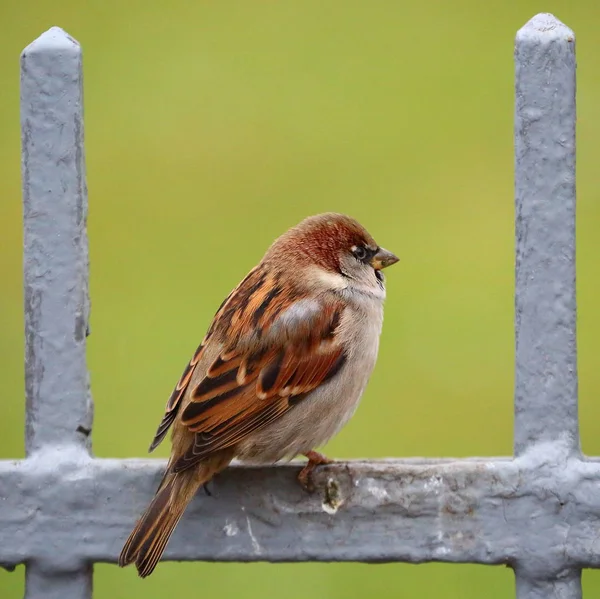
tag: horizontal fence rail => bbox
[0,13,594,599]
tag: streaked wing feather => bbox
[148,342,206,452]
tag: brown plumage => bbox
[118,213,398,576]
[119,450,233,577]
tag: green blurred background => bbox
[1,1,599,597]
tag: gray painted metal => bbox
[21,26,93,458]
[514,13,578,459]
[0,12,591,599]
[18,26,93,599]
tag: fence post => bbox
[20,26,93,599]
[513,13,580,599]
[21,26,92,456]
[514,13,579,458]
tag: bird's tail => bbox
[119,451,233,577]
[118,471,198,577]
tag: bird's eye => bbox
[352,246,368,261]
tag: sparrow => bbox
[118,212,398,577]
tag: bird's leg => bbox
[298,450,333,492]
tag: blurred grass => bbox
[1,1,600,597]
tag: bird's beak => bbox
[370,247,399,270]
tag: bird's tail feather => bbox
[119,471,200,577]
[119,449,235,577]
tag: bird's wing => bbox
[149,266,347,472]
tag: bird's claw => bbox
[298,450,333,493]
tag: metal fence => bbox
[0,12,595,599]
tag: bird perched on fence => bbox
[118,212,398,577]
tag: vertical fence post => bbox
[21,26,92,457]
[514,13,579,459]
[21,26,93,599]
[513,12,580,599]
